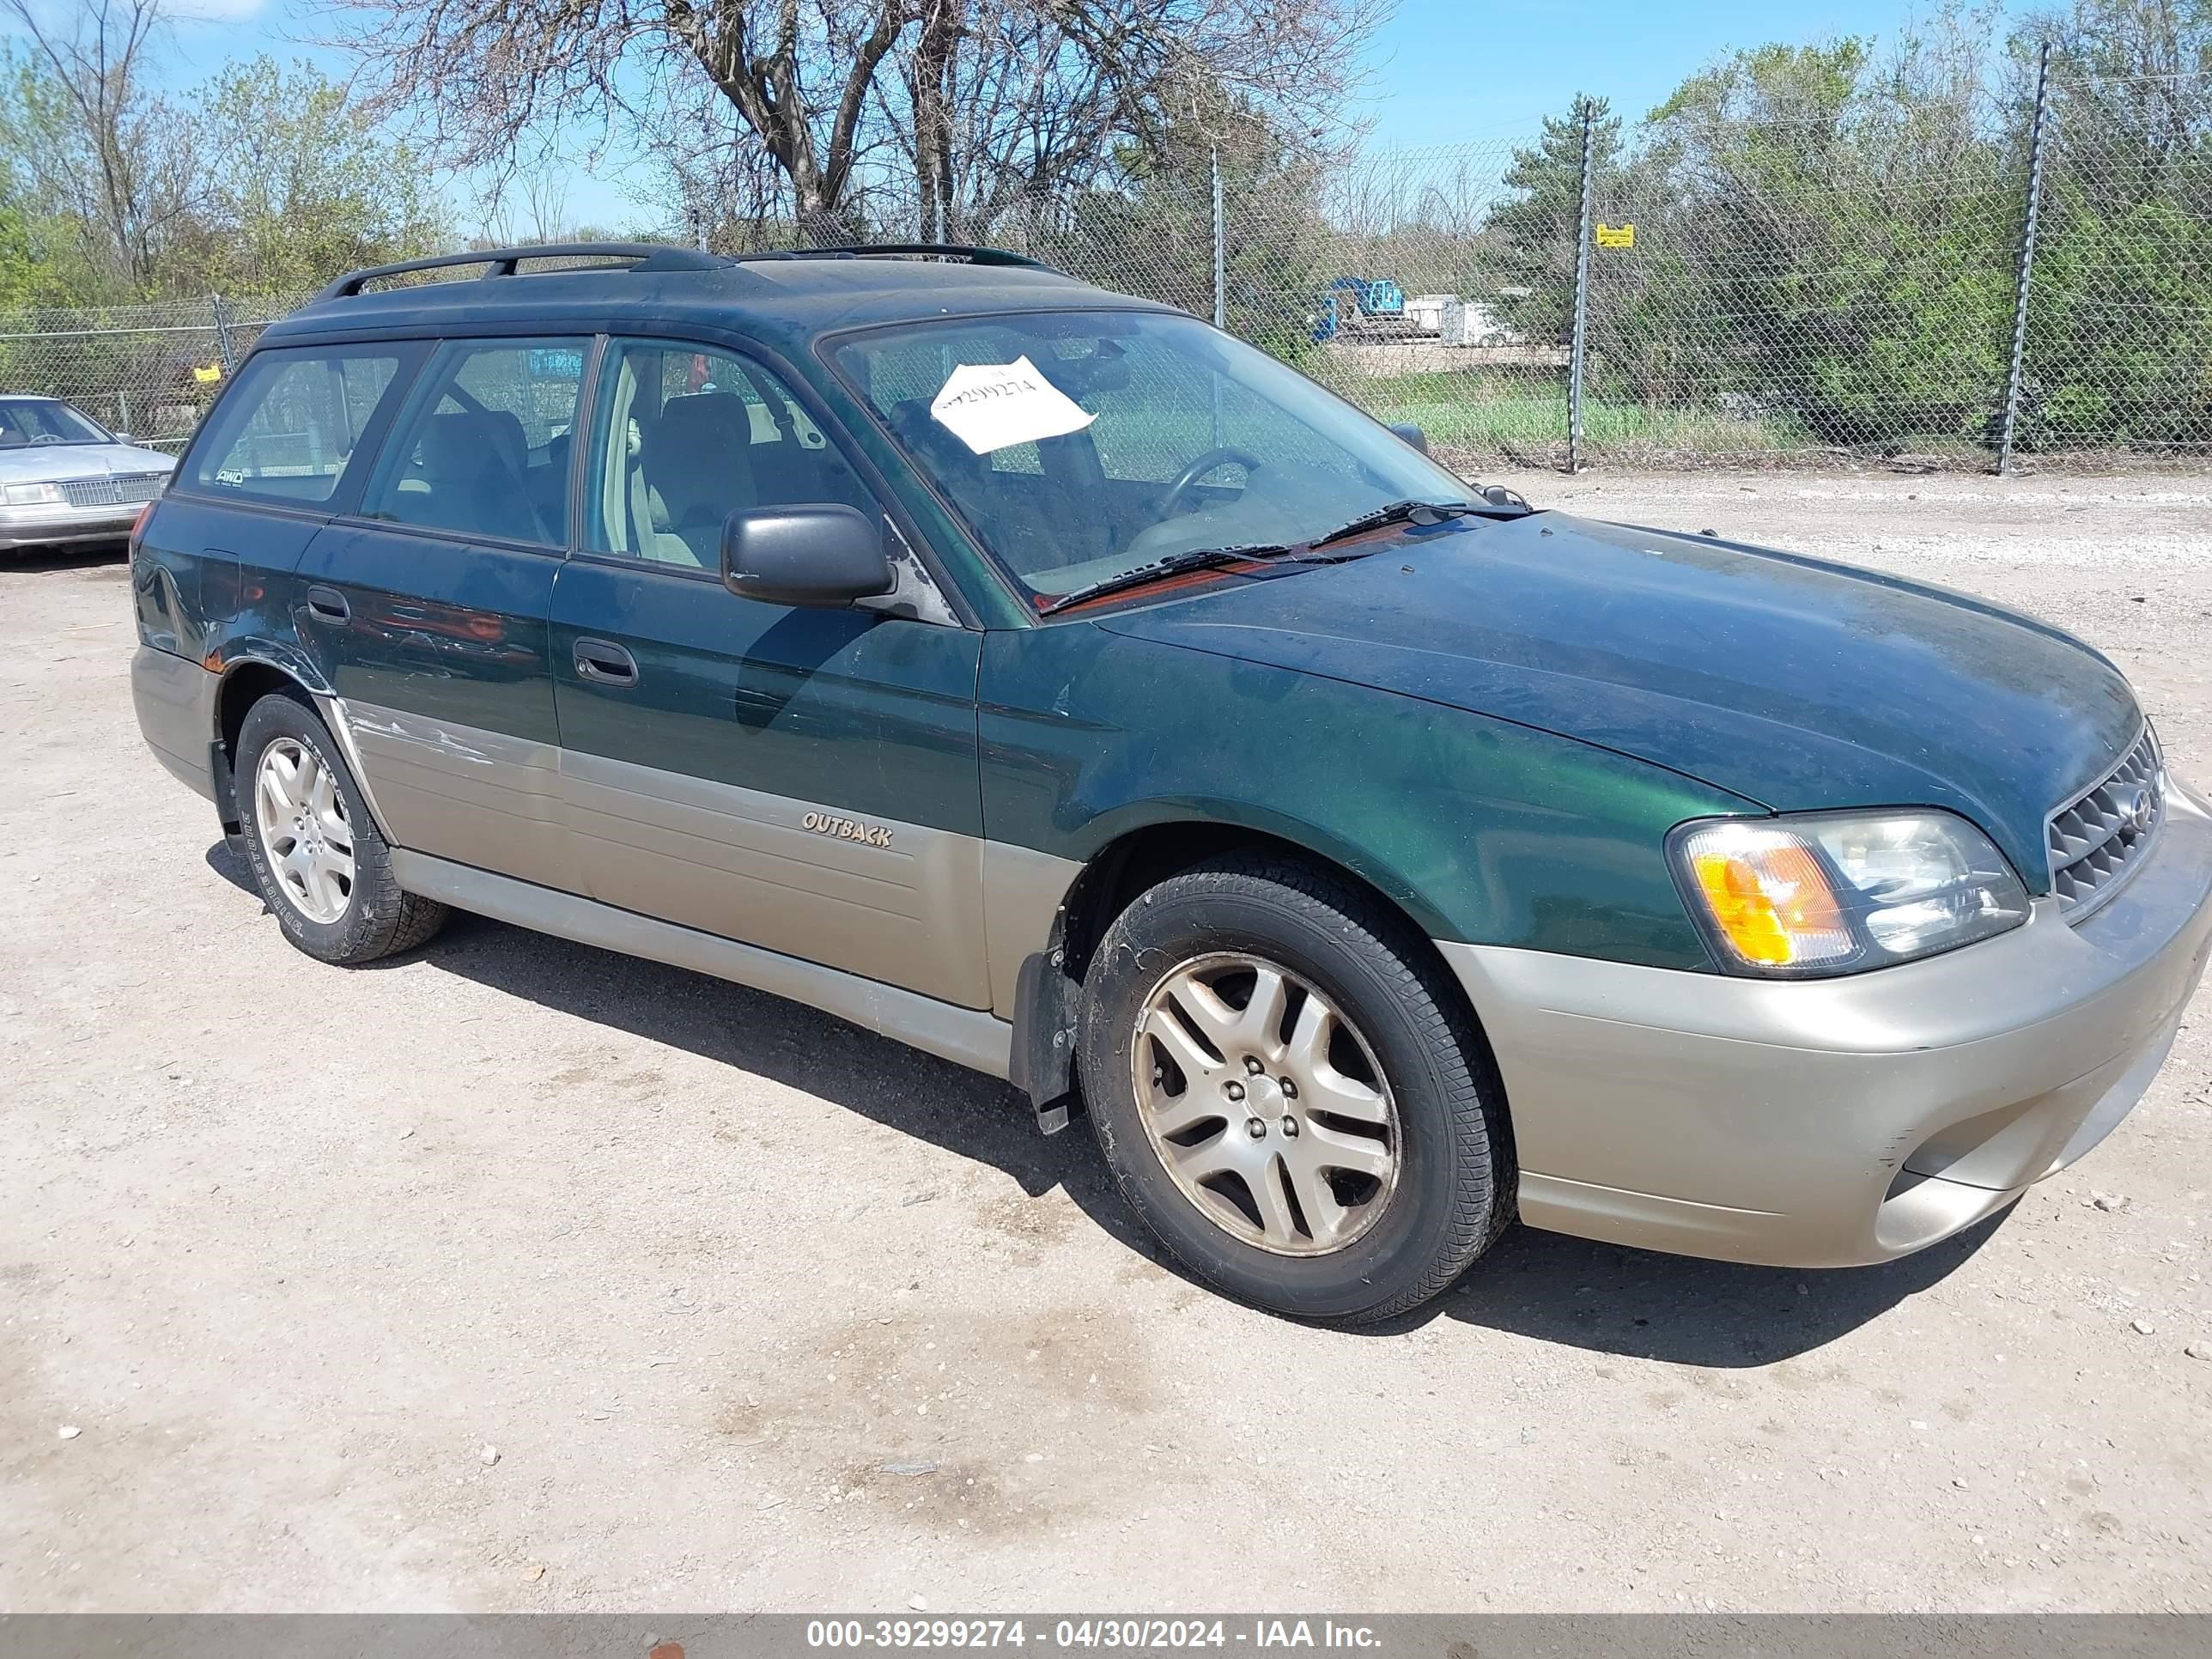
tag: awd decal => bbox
[802,810,893,848]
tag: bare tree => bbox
[2018,0,2212,183]
[0,0,198,290]
[473,162,571,247]
[323,0,1389,243]
[522,159,574,244]
[636,89,805,250]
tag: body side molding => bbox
[386,848,1015,1079]
[342,700,573,895]
[558,742,991,1007]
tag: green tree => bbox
[1623,36,2014,446]
[2009,0,2212,445]
[1034,105,1331,362]
[0,0,189,300]
[0,203,44,307]
[0,8,445,303]
[1486,95,1623,346]
[179,58,442,297]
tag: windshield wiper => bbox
[1036,487,1538,615]
[1308,488,1536,552]
[1036,543,1293,616]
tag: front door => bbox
[295,335,590,892]
[548,336,989,1008]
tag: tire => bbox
[1076,853,1514,1324]
[231,690,447,964]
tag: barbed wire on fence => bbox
[9,61,2212,473]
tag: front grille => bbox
[58,472,166,508]
[2047,726,2164,916]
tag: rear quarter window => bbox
[186,347,405,504]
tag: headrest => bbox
[649,393,754,506]
[420,410,526,483]
[655,392,752,453]
[888,398,983,477]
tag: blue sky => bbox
[86,0,2028,232]
[1366,0,2019,144]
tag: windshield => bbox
[0,398,112,448]
[830,311,1475,603]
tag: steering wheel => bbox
[1155,446,1266,517]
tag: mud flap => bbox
[210,738,240,836]
[1009,950,1081,1134]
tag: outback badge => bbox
[802,810,892,848]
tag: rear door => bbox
[147,343,416,664]
[548,334,990,1007]
[295,336,591,892]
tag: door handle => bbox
[573,638,639,686]
[305,585,350,623]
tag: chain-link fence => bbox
[983,59,2212,472]
[9,59,2211,473]
[2020,70,2212,459]
[0,295,306,453]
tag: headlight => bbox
[3,482,65,506]
[1669,810,2030,976]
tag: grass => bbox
[1317,368,1800,460]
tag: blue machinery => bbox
[1310,276,1407,343]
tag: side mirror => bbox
[1387,422,1430,455]
[720,504,896,609]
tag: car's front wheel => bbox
[232,690,447,964]
[1076,854,1514,1323]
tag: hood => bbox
[0,441,176,484]
[1094,513,2140,890]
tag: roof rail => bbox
[316,242,733,302]
[741,243,1066,273]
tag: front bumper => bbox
[1440,778,2212,1267]
[0,497,144,550]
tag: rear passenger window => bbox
[583,338,875,568]
[361,338,587,546]
[188,348,402,503]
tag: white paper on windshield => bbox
[929,356,1096,454]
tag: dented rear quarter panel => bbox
[131,486,348,768]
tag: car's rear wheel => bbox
[232,691,447,964]
[1076,853,1514,1323]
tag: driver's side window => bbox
[583,337,876,569]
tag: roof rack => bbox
[739,243,1066,273]
[316,242,733,302]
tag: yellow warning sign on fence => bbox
[191,362,223,384]
[1595,223,1635,248]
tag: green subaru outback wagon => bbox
[131,241,2212,1322]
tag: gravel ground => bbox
[3,471,2209,1613]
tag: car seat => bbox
[400,410,541,541]
[647,393,759,563]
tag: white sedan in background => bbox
[0,396,173,552]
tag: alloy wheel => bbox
[1128,952,1401,1255]
[252,737,356,925]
